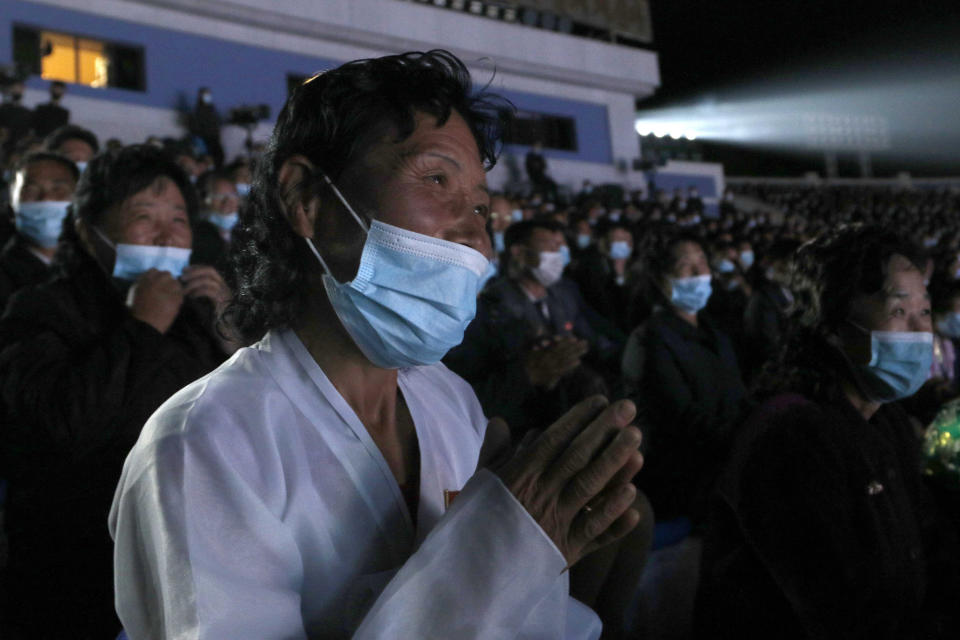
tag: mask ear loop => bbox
[304,171,369,282]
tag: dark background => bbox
[643,0,960,176]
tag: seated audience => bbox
[0,151,78,309]
[570,219,638,333]
[0,144,233,639]
[446,219,617,436]
[697,224,960,639]
[43,124,99,173]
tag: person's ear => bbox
[277,154,321,239]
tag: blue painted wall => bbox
[1,0,612,164]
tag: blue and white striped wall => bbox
[4,0,661,191]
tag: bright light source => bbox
[685,130,698,140]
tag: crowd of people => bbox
[1,51,960,639]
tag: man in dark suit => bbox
[31,81,69,139]
[445,220,617,437]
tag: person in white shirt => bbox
[110,50,644,639]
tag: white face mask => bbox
[531,251,565,287]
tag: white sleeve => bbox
[112,429,309,640]
[355,469,600,640]
[113,420,599,639]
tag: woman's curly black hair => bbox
[222,49,510,344]
[53,144,198,276]
[754,223,925,402]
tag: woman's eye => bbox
[427,174,445,186]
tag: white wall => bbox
[25,0,660,187]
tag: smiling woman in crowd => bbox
[0,144,233,639]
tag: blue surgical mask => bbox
[716,259,736,274]
[235,182,251,197]
[95,226,192,280]
[576,234,591,249]
[15,200,70,248]
[848,325,933,402]
[740,250,755,269]
[305,174,493,369]
[207,211,238,232]
[76,161,88,174]
[559,245,571,267]
[937,313,960,339]
[493,231,506,254]
[113,244,192,280]
[609,241,632,260]
[669,274,712,313]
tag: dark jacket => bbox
[31,102,70,139]
[0,103,32,154]
[444,276,618,437]
[0,234,50,312]
[743,279,792,375]
[0,252,227,639]
[626,308,746,523]
[697,395,960,639]
[569,246,634,333]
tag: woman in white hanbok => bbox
[111,50,644,639]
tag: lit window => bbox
[13,25,145,91]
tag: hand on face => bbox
[126,268,184,334]
[182,265,231,314]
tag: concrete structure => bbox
[2,0,661,191]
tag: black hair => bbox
[636,227,705,308]
[639,227,705,281]
[44,124,100,155]
[930,278,960,315]
[14,151,80,183]
[503,219,562,250]
[53,144,198,275]
[222,49,509,344]
[198,170,234,201]
[755,224,924,401]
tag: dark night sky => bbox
[648,0,960,103]
[643,1,960,175]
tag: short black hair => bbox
[44,124,100,155]
[755,224,925,401]
[223,49,509,344]
[639,227,705,281]
[503,219,562,251]
[199,170,235,201]
[790,224,923,333]
[14,151,80,183]
[71,144,197,227]
[50,81,66,91]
